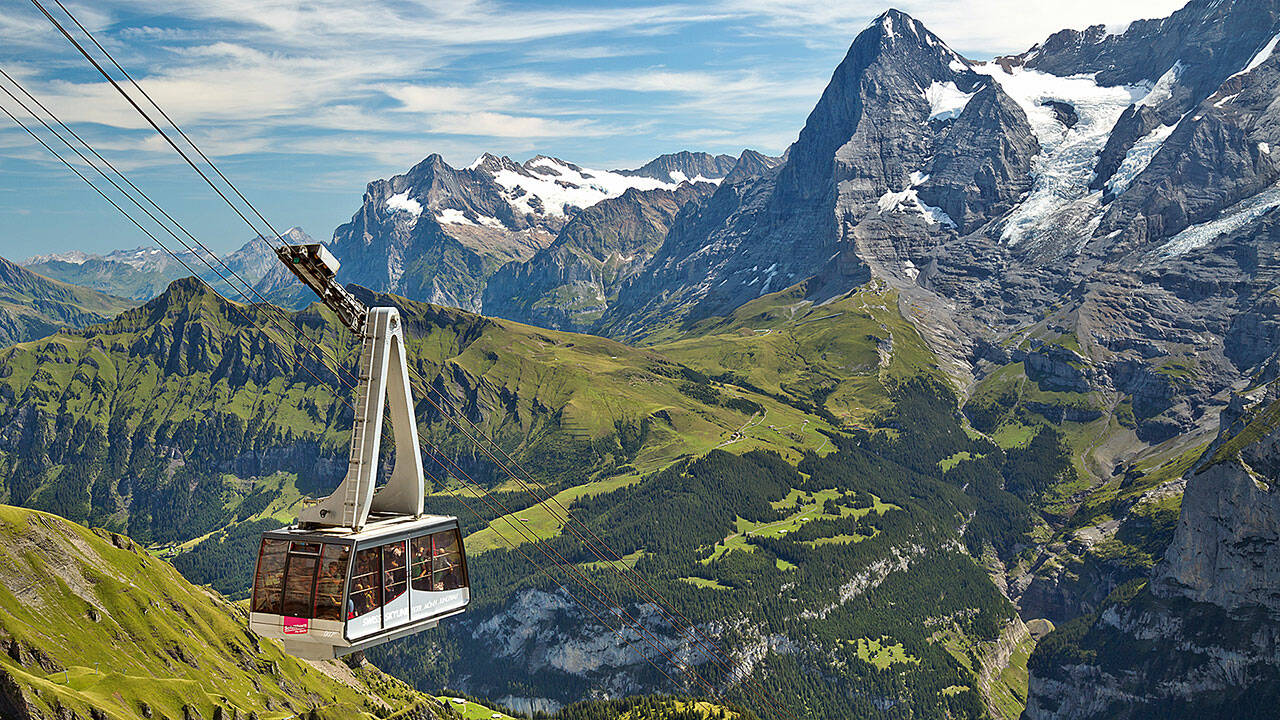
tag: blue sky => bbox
[0,0,1186,258]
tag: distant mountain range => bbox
[250,150,780,321]
[0,255,131,345]
[23,226,312,302]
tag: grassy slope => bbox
[0,504,440,720]
[0,279,834,551]
[0,257,134,344]
[463,281,946,553]
[648,280,944,428]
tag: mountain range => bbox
[0,256,131,346]
[23,226,312,302]
[3,0,1280,718]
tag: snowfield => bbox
[492,157,698,218]
[921,80,975,121]
[386,192,423,217]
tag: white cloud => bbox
[717,0,1188,54]
[0,0,1205,257]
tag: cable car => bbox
[249,515,469,659]
[249,244,470,659]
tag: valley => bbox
[1,0,1280,718]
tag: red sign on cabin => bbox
[283,616,309,634]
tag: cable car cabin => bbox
[250,514,470,659]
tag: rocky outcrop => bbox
[619,151,739,182]
[721,149,783,185]
[917,85,1040,234]
[482,183,714,331]
[1153,394,1280,612]
[464,589,715,699]
[1023,389,1280,718]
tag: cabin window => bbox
[313,544,351,621]
[432,530,466,591]
[252,539,289,614]
[349,547,383,618]
[410,535,432,592]
[383,540,408,603]
[281,542,322,617]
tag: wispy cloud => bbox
[0,0,1194,256]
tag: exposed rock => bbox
[1024,390,1280,718]
[483,183,714,331]
[618,151,739,182]
[917,84,1040,234]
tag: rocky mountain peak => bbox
[620,150,739,182]
[722,148,784,184]
[782,9,983,204]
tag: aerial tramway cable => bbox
[23,2,793,713]
[0,81,741,712]
[0,87,724,703]
[0,76,359,413]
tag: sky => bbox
[0,0,1188,258]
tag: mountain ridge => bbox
[0,256,132,346]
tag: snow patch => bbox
[386,192,423,217]
[25,251,90,265]
[437,208,471,225]
[974,64,1151,246]
[1160,185,1280,256]
[1105,123,1178,197]
[1213,92,1240,108]
[1262,142,1272,155]
[877,186,956,229]
[881,14,896,41]
[435,208,505,228]
[903,259,919,281]
[491,158,678,217]
[1137,60,1183,108]
[922,81,975,122]
[1237,31,1280,77]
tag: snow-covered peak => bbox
[486,157,697,218]
[22,250,92,266]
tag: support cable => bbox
[0,66,362,394]
[29,3,788,711]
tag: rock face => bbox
[1022,388,1280,719]
[1153,396,1280,613]
[915,85,1040,234]
[601,9,1031,337]
[482,183,715,331]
